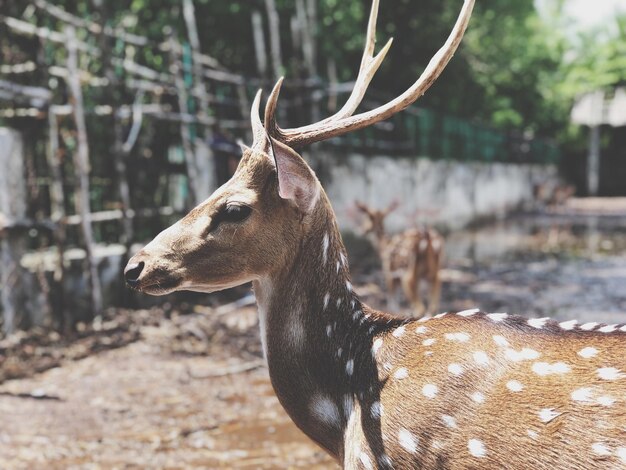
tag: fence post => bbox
[65,25,103,316]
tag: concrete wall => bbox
[315,152,558,233]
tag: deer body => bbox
[123,0,626,467]
[357,202,443,316]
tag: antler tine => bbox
[250,89,266,150]
[277,0,475,148]
[265,0,392,142]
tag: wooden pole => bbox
[65,25,103,316]
[251,10,268,78]
[182,0,211,120]
[264,0,284,80]
[587,125,601,196]
[170,35,199,205]
[46,109,71,332]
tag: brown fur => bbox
[356,202,443,317]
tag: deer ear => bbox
[268,138,320,213]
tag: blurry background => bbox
[0,0,625,467]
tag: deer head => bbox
[355,200,400,242]
[124,0,474,298]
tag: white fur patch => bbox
[617,447,626,463]
[393,326,406,338]
[468,439,486,458]
[532,362,571,376]
[442,414,457,428]
[393,367,409,380]
[580,322,598,331]
[322,233,329,264]
[571,387,593,402]
[538,408,561,423]
[505,348,541,362]
[370,401,383,419]
[487,313,508,322]
[506,380,524,392]
[372,338,383,356]
[527,317,549,329]
[309,395,340,428]
[492,335,510,347]
[345,359,354,376]
[457,308,480,317]
[398,428,418,453]
[415,325,428,334]
[559,319,578,330]
[445,332,470,342]
[448,363,464,376]
[597,395,615,406]
[471,392,485,403]
[359,452,374,470]
[422,338,436,347]
[597,367,624,380]
[578,347,598,358]
[422,384,438,398]
[599,324,617,333]
[591,443,611,456]
[323,292,330,310]
[473,351,490,366]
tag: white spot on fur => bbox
[393,368,409,380]
[322,233,329,264]
[580,322,599,331]
[310,395,340,427]
[422,384,438,398]
[422,338,436,347]
[599,324,617,333]
[620,325,626,332]
[434,312,447,319]
[371,401,383,419]
[393,326,406,338]
[415,325,428,334]
[336,261,341,273]
[342,394,354,420]
[571,387,594,402]
[336,298,343,308]
[532,362,571,376]
[473,351,490,366]
[597,367,624,380]
[424,350,433,356]
[345,359,354,376]
[527,317,550,329]
[323,292,330,310]
[592,443,611,456]
[506,380,524,392]
[442,415,457,428]
[527,430,538,439]
[597,395,615,406]
[337,347,343,358]
[471,392,485,403]
[578,347,598,358]
[378,454,393,468]
[359,452,374,470]
[340,252,348,267]
[468,439,486,458]
[487,313,508,322]
[346,281,353,292]
[398,428,418,453]
[492,335,510,347]
[538,408,561,423]
[457,308,480,317]
[505,348,541,362]
[448,363,464,376]
[559,319,578,330]
[372,338,383,356]
[326,324,332,337]
[617,447,626,463]
[445,332,470,342]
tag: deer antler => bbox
[262,0,475,148]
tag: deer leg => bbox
[403,272,425,318]
[427,273,442,316]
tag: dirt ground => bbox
[1,200,626,469]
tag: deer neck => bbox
[252,196,399,458]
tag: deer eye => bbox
[222,204,252,223]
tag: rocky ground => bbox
[1,199,625,469]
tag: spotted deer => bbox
[124,0,626,467]
[356,201,443,317]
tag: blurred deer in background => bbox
[356,201,443,317]
[124,0,626,467]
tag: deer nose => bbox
[124,261,145,287]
